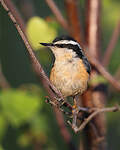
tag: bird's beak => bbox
[40,43,54,47]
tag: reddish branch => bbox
[85,0,101,59]
[102,20,120,67]
[45,0,69,31]
[64,0,84,45]
[85,1,106,150]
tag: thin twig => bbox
[74,105,120,133]
[45,0,69,31]
[102,20,120,67]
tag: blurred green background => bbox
[0,0,120,150]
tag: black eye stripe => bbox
[55,44,83,58]
[55,43,80,49]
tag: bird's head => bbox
[40,35,91,74]
[40,35,84,58]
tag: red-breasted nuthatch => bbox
[40,35,91,101]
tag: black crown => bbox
[53,35,77,43]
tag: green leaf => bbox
[0,89,41,127]
[26,16,57,50]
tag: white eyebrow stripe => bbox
[54,40,81,48]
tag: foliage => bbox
[0,89,40,127]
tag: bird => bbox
[40,35,91,98]
[40,35,91,130]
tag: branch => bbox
[102,20,120,67]
[64,0,84,45]
[45,0,69,31]
[85,0,101,59]
[72,105,120,133]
